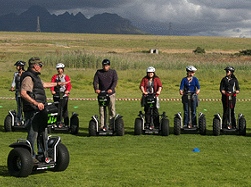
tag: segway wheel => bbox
[70,115,79,135]
[7,148,33,177]
[213,118,221,136]
[198,114,206,135]
[4,114,12,132]
[53,143,70,172]
[160,118,169,136]
[89,120,97,136]
[115,118,124,136]
[238,117,246,136]
[134,118,143,135]
[174,117,181,135]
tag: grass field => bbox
[0,32,251,186]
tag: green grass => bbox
[1,32,251,186]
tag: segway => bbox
[174,92,206,135]
[213,92,246,136]
[134,93,169,136]
[47,92,79,135]
[4,110,25,132]
[7,103,70,177]
[89,91,124,136]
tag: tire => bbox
[134,118,143,135]
[89,120,97,136]
[174,117,181,135]
[213,118,221,136]
[7,148,33,177]
[4,115,13,132]
[199,114,206,135]
[238,117,246,136]
[160,118,169,136]
[70,115,79,135]
[115,118,124,136]
[53,143,70,172]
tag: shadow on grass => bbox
[0,165,9,177]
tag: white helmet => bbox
[56,63,65,69]
[146,66,155,73]
[186,65,197,72]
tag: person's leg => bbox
[191,99,197,127]
[108,94,116,119]
[231,97,237,128]
[16,94,22,124]
[25,111,38,157]
[183,103,188,127]
[62,97,69,126]
[153,107,160,127]
[99,105,105,128]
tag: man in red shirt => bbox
[50,63,72,127]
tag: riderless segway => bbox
[134,93,169,136]
[174,92,206,135]
[47,92,79,135]
[89,91,124,136]
[7,103,70,177]
[213,91,246,136]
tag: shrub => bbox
[193,47,205,54]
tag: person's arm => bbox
[235,79,240,94]
[156,78,163,95]
[64,75,72,94]
[10,73,16,91]
[108,70,118,93]
[179,78,184,95]
[220,78,226,95]
[196,78,200,95]
[43,81,70,88]
[93,71,100,94]
[140,78,148,95]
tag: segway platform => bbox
[174,112,206,135]
[4,110,26,132]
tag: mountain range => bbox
[0,5,145,34]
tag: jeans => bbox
[182,94,198,126]
[24,110,47,157]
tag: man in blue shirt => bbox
[179,66,200,128]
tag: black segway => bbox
[48,92,79,135]
[174,92,206,135]
[213,92,246,136]
[89,91,124,136]
[4,109,25,132]
[7,103,70,177]
[134,93,169,136]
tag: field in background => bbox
[0,32,251,186]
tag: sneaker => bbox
[149,126,154,130]
[227,125,232,130]
[188,125,192,129]
[102,127,107,132]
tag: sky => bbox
[0,0,251,37]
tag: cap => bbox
[28,57,43,67]
[102,59,110,65]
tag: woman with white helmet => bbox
[179,65,200,128]
[140,66,163,130]
[220,66,240,129]
[50,63,72,127]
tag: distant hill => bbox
[0,5,145,34]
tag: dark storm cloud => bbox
[0,0,250,37]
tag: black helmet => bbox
[224,66,235,73]
[14,60,26,66]
[102,59,110,65]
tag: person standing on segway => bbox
[220,66,240,129]
[50,63,72,127]
[20,57,69,162]
[179,66,200,128]
[93,59,118,131]
[140,66,162,130]
[10,60,26,126]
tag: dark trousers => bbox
[24,110,47,157]
[144,106,159,126]
[222,95,236,127]
[53,96,69,126]
[182,94,198,126]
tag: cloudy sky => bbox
[1,0,251,37]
